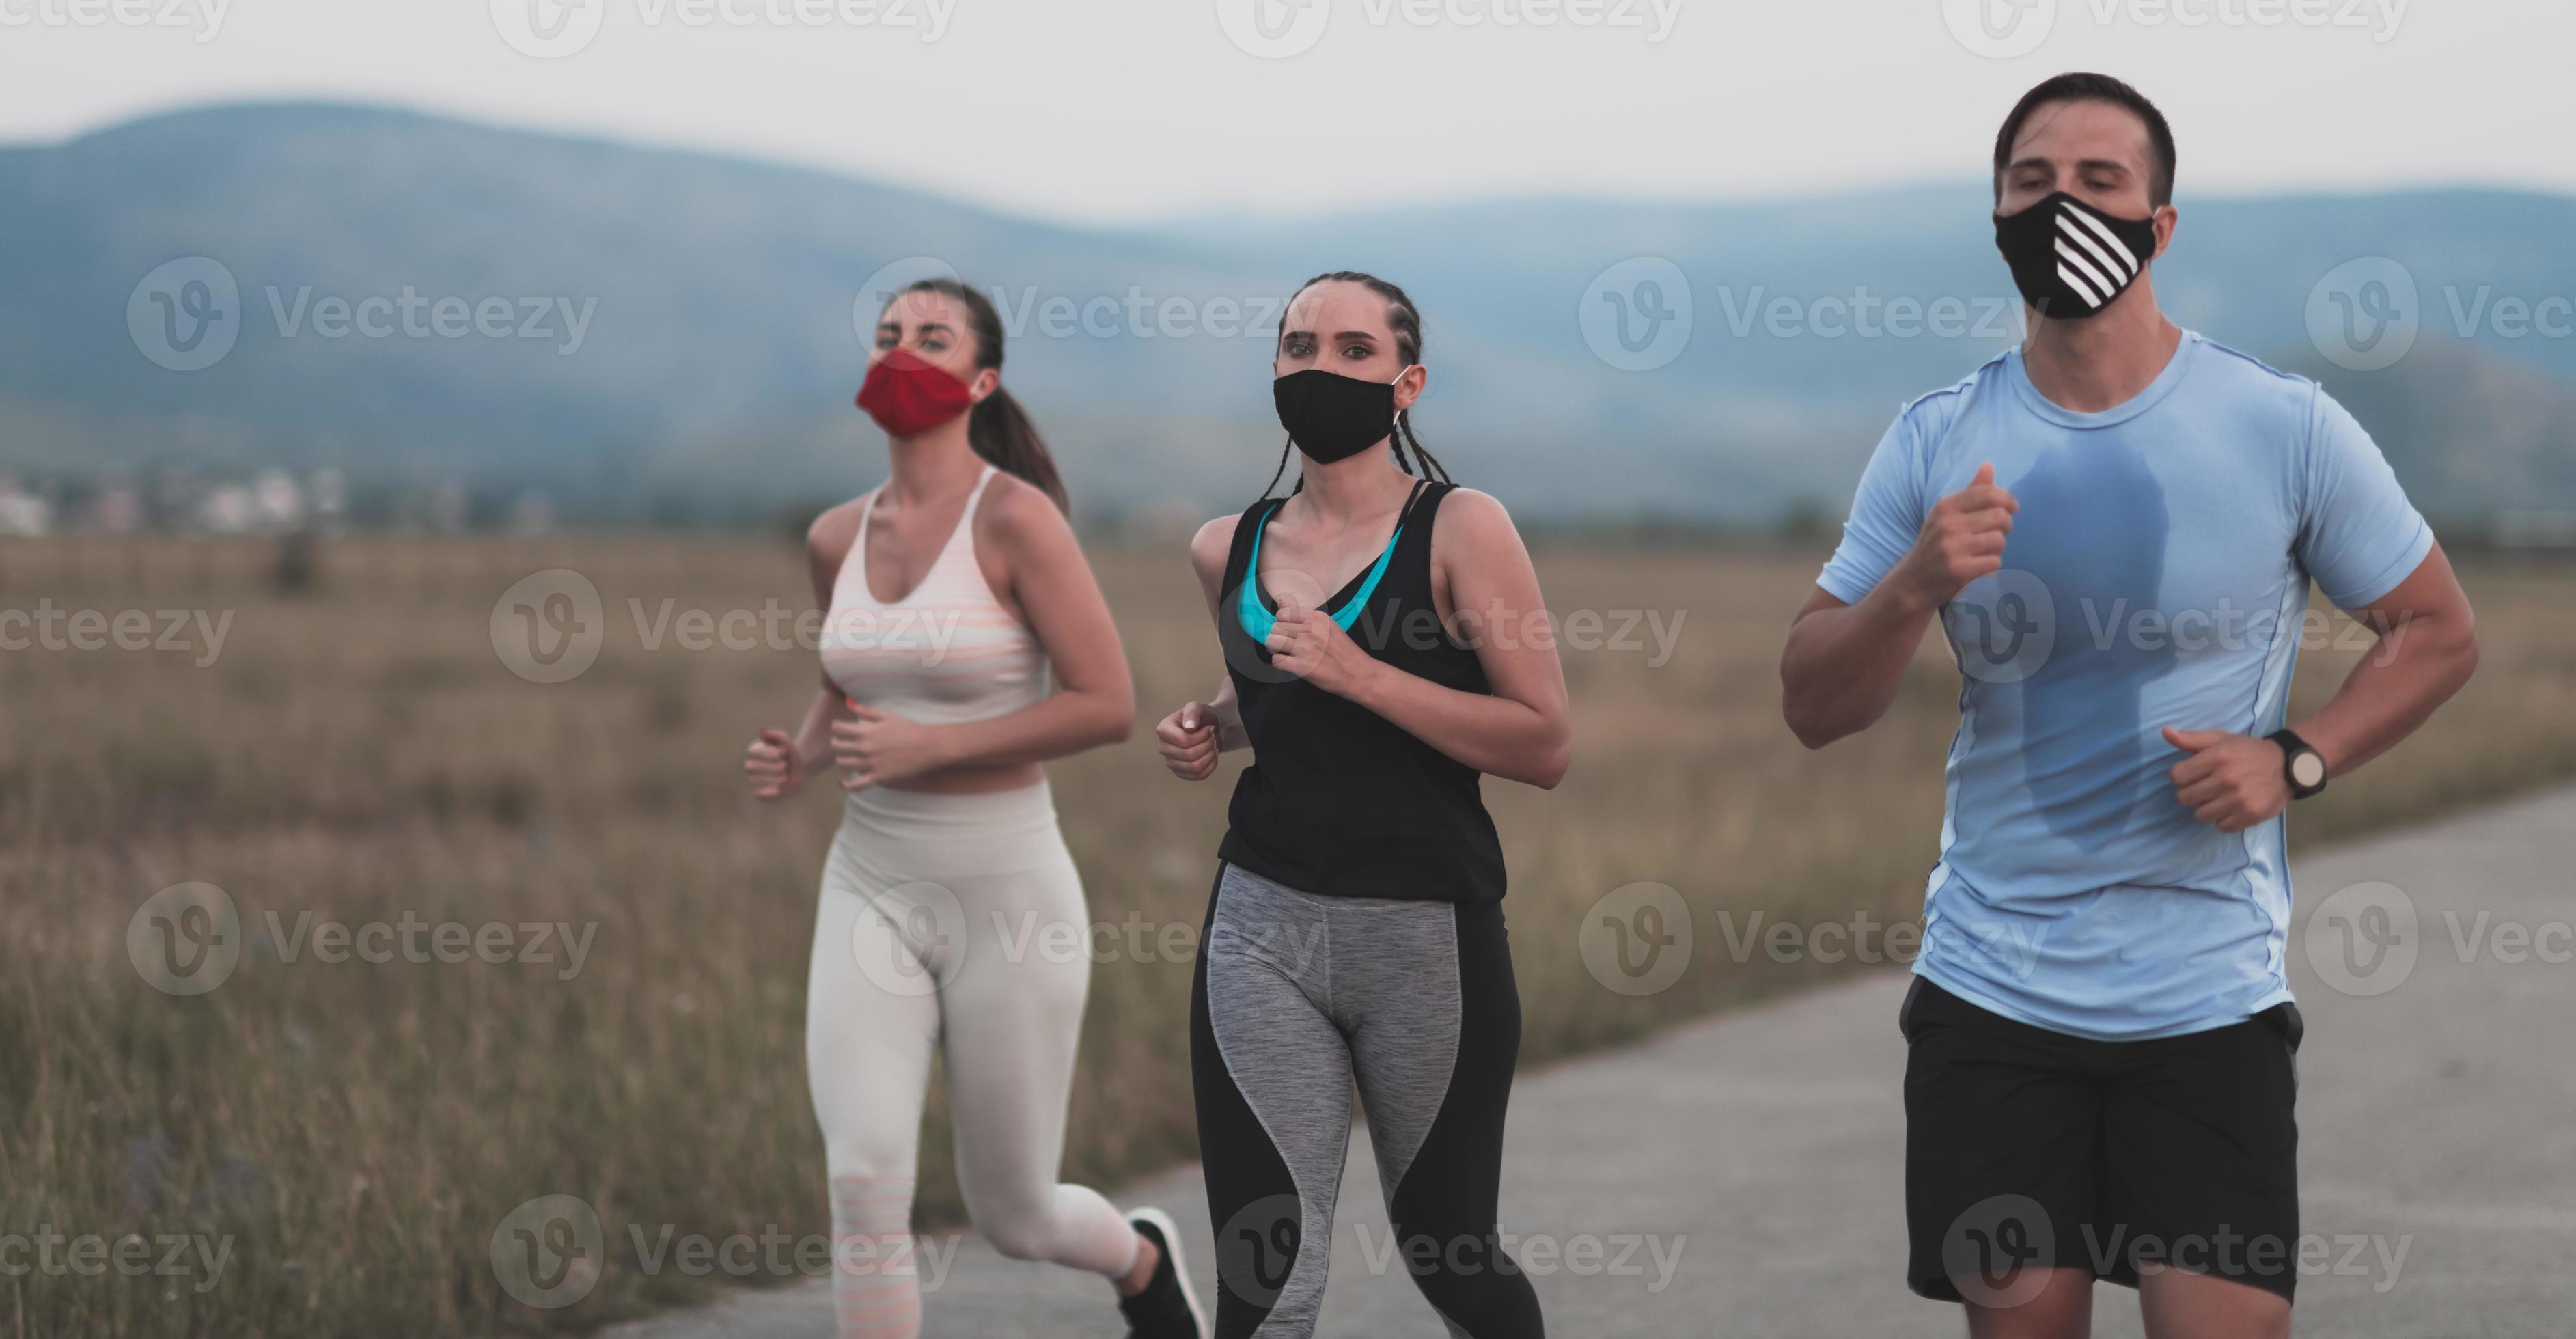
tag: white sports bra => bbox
[819,465,1051,725]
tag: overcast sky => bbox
[2,0,2567,225]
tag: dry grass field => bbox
[3,534,2570,1337]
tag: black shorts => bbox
[1900,976,2304,1306]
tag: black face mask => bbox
[1273,367,1408,464]
[1993,191,2160,319]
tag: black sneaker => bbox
[1118,1207,1208,1339]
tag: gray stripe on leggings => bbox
[1208,862,1465,1336]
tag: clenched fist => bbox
[831,701,950,791]
[2164,726,2293,833]
[1894,461,2019,611]
[1265,604,1377,698]
[743,728,802,800]
[1156,701,1221,781]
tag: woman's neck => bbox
[1292,443,1413,527]
[883,422,984,505]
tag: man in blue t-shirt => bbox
[1781,73,2480,1338]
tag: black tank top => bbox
[1215,479,1508,905]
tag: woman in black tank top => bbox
[1210,473,1509,902]
[1154,271,1571,1338]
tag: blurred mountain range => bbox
[4,102,2573,527]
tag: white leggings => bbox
[804,777,1137,1336]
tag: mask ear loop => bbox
[1389,363,1416,426]
[1384,363,1422,475]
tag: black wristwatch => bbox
[2268,728,2329,800]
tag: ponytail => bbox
[967,387,1070,514]
[893,278,1072,515]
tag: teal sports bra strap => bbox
[1238,478,1428,643]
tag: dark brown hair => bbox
[1260,271,1454,500]
[891,278,1070,514]
[1993,72,2176,208]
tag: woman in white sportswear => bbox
[744,278,1208,1339]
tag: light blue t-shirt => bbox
[1819,331,2433,1040]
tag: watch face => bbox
[2290,750,2327,789]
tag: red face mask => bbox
[856,349,978,438]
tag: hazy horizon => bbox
[14,92,2574,238]
[1,0,2568,227]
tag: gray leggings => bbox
[1190,861,1545,1337]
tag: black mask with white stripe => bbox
[1994,191,2160,319]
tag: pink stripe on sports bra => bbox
[819,465,1051,725]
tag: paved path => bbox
[609,787,2576,1337]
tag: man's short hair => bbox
[1993,72,2176,207]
